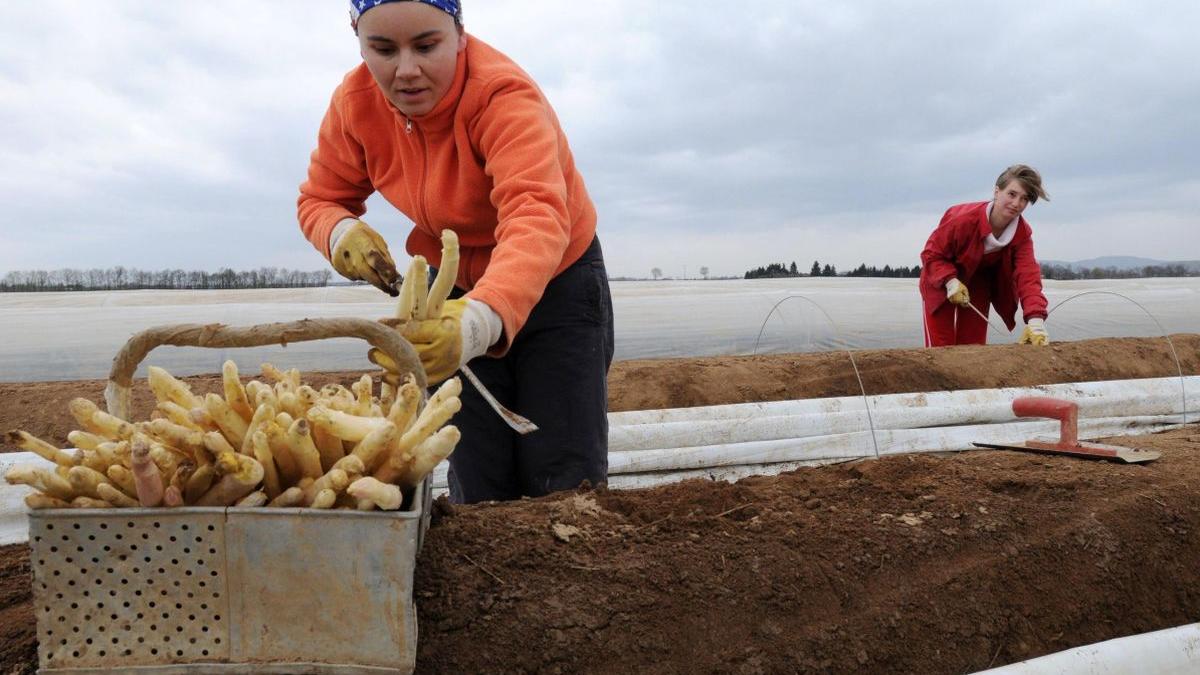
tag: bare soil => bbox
[0,545,34,675]
[415,426,1200,674]
[2,335,1199,674]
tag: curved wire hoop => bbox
[752,295,881,459]
[1047,290,1189,424]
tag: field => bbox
[3,278,1198,382]
[2,335,1199,673]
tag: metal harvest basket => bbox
[29,318,433,674]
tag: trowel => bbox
[972,396,1160,463]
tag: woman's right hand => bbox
[330,219,401,296]
[945,278,971,306]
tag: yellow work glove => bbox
[1018,317,1049,346]
[377,298,502,385]
[945,278,970,307]
[330,219,400,296]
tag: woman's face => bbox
[357,3,466,117]
[993,179,1032,222]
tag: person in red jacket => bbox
[297,0,613,503]
[919,165,1051,347]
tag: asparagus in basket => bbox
[6,361,461,510]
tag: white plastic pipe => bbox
[429,414,1185,493]
[610,395,1194,453]
[0,451,51,546]
[427,377,1198,492]
[971,622,1200,674]
[608,415,1185,474]
[610,376,1198,427]
[427,461,836,495]
[605,459,833,491]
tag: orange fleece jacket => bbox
[298,35,597,353]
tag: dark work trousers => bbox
[433,236,615,504]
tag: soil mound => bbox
[0,544,35,675]
[607,334,1200,411]
[415,427,1200,674]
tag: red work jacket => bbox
[919,201,1048,329]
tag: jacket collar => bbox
[975,201,993,239]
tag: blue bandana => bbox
[350,0,462,24]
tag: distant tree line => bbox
[1040,263,1199,280]
[744,262,803,279]
[744,260,920,279]
[745,261,1199,281]
[0,267,333,292]
[843,263,922,278]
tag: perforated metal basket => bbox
[29,318,434,673]
[29,477,431,674]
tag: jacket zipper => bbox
[407,118,434,237]
[404,115,446,278]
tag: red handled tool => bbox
[972,396,1160,463]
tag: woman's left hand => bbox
[1018,318,1049,346]
[379,299,501,384]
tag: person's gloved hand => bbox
[945,278,971,307]
[376,298,502,385]
[330,219,400,296]
[1019,317,1049,346]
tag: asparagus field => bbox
[2,335,1199,673]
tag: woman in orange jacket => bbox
[298,0,613,503]
[919,165,1051,347]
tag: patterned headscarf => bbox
[350,0,462,25]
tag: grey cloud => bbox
[1,0,1198,278]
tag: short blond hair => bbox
[996,164,1049,204]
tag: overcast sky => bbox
[2,1,1198,279]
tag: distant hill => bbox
[1042,256,1200,272]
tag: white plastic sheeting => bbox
[971,622,1200,674]
[609,377,1197,428]
[3,277,1198,382]
[0,451,49,545]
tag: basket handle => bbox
[104,318,424,420]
